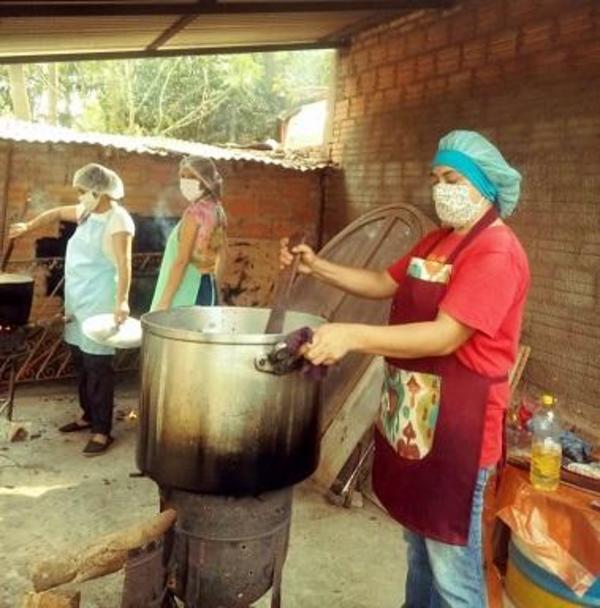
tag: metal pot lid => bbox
[0,272,34,284]
[288,203,437,433]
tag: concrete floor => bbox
[0,378,407,608]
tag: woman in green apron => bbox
[9,164,135,456]
[151,155,227,311]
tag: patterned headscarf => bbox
[180,155,226,248]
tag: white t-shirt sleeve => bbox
[108,204,136,237]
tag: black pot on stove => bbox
[0,273,34,327]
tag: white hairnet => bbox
[72,163,125,200]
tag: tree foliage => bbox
[0,51,333,144]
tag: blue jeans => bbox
[403,468,492,608]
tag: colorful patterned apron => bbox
[372,207,506,546]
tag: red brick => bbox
[416,54,436,80]
[426,21,450,51]
[501,57,531,81]
[406,29,426,56]
[334,99,349,120]
[520,20,555,54]
[369,44,388,66]
[404,82,424,105]
[558,6,595,44]
[571,39,600,68]
[488,29,519,61]
[462,39,487,69]
[530,49,569,73]
[505,0,540,25]
[477,3,505,35]
[352,49,369,72]
[388,36,407,62]
[344,76,358,97]
[377,65,397,90]
[474,63,503,88]
[425,76,447,99]
[447,70,472,95]
[350,96,366,118]
[396,58,415,85]
[449,11,477,44]
[359,70,377,92]
[436,46,461,75]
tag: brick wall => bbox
[0,140,323,317]
[328,0,600,432]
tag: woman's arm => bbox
[9,205,79,239]
[112,232,133,323]
[304,311,474,366]
[311,256,399,299]
[280,240,398,300]
[156,213,199,310]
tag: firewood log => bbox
[21,589,80,608]
[31,509,176,592]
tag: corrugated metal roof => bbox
[0,118,328,172]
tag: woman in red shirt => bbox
[281,130,530,607]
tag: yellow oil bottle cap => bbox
[541,394,554,407]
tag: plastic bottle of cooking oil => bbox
[529,394,562,491]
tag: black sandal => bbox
[59,421,91,433]
[82,436,114,456]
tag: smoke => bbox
[151,186,182,249]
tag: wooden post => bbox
[21,590,80,608]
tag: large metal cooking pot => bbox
[0,273,34,326]
[137,306,325,495]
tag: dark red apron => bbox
[372,208,506,546]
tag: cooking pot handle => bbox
[254,342,302,376]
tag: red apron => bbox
[372,208,506,546]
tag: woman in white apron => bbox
[10,163,135,456]
[151,155,227,311]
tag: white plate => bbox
[82,314,142,349]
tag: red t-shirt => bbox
[387,224,530,466]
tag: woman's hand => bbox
[302,323,357,366]
[279,237,318,275]
[153,298,170,312]
[114,300,130,325]
[9,222,29,240]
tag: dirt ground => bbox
[0,377,407,608]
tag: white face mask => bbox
[433,183,486,228]
[179,178,204,203]
[79,191,100,213]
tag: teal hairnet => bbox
[432,131,522,217]
[72,163,124,200]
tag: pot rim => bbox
[141,306,325,345]
[0,272,34,285]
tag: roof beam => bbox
[0,1,452,18]
[319,9,408,44]
[0,41,344,66]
